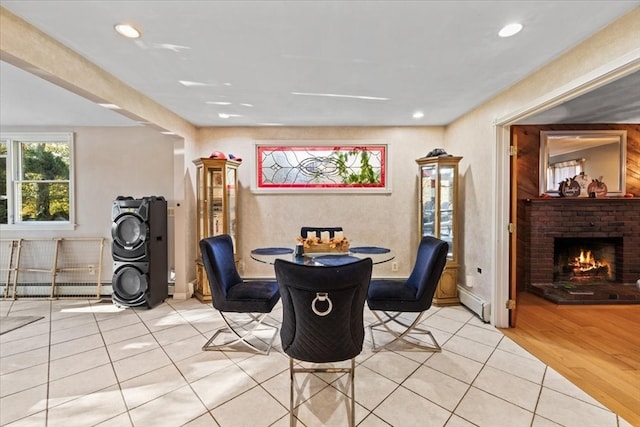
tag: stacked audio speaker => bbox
[111,196,168,308]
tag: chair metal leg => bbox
[202,311,279,355]
[289,357,357,427]
[369,310,442,352]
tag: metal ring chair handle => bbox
[311,292,332,316]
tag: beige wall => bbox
[1,126,176,285]
[195,126,445,279]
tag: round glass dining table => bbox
[250,245,395,266]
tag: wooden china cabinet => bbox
[416,155,462,306]
[193,157,241,302]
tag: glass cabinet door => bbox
[207,167,224,236]
[421,165,437,237]
[439,165,454,260]
[226,167,237,248]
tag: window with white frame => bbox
[0,132,74,228]
[547,158,584,191]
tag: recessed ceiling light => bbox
[413,111,424,119]
[206,101,232,105]
[97,103,121,110]
[498,23,523,38]
[114,24,141,39]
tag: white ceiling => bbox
[1,1,639,128]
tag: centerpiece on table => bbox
[296,230,350,253]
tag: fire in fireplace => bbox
[553,238,618,284]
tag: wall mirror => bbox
[539,130,627,196]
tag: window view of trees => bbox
[1,133,73,226]
[19,142,70,221]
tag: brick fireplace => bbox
[520,198,640,291]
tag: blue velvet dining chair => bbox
[199,234,280,355]
[274,257,372,427]
[366,236,448,352]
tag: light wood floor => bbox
[500,292,640,426]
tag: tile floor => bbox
[0,297,632,427]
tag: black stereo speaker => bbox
[111,196,168,308]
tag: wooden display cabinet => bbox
[416,155,462,306]
[193,157,240,302]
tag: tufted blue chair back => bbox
[275,257,372,363]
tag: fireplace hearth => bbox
[519,198,640,304]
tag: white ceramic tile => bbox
[49,333,104,360]
[361,349,421,384]
[0,331,50,353]
[403,365,470,411]
[174,350,235,383]
[46,384,128,426]
[292,384,367,427]
[445,414,478,427]
[181,412,218,427]
[50,322,100,345]
[542,367,606,408]
[0,384,47,426]
[128,385,209,427]
[235,351,289,384]
[100,321,150,345]
[497,336,540,361]
[0,362,48,397]
[96,311,141,332]
[424,350,484,384]
[120,363,188,409]
[112,347,172,382]
[211,384,288,427]
[152,322,201,346]
[142,312,189,333]
[536,387,618,427]
[455,323,503,347]
[0,298,632,427]
[437,306,475,323]
[472,365,541,412]
[442,334,496,363]
[49,313,96,332]
[1,410,47,427]
[531,415,564,426]
[48,364,118,408]
[105,333,160,361]
[618,416,635,427]
[358,412,394,427]
[0,345,48,374]
[48,346,111,381]
[373,385,451,426]
[353,365,400,411]
[455,387,534,427]
[162,334,210,363]
[486,348,546,384]
[190,363,259,410]
[422,312,466,334]
[94,412,134,427]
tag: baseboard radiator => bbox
[457,285,491,323]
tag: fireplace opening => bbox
[553,237,619,284]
